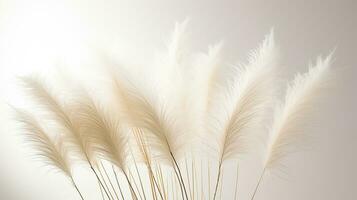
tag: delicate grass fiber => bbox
[12,21,335,200]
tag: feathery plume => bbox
[211,30,279,199]
[14,108,85,200]
[250,54,333,200]
[73,91,128,169]
[19,76,91,162]
[264,54,333,169]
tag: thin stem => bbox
[250,168,266,200]
[184,157,193,200]
[208,161,211,200]
[172,161,186,200]
[200,160,205,200]
[128,168,144,200]
[170,151,189,200]
[156,165,167,200]
[123,170,139,200]
[90,165,113,200]
[101,162,120,200]
[212,160,222,200]
[71,177,85,200]
[132,152,147,200]
[149,166,163,200]
[234,163,239,200]
[134,129,163,200]
[112,165,125,200]
[99,179,106,200]
[148,169,157,200]
[219,168,224,200]
[165,175,169,200]
[98,166,115,200]
[192,159,196,200]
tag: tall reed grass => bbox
[12,21,334,200]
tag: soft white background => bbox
[0,0,356,199]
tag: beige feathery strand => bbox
[112,76,189,199]
[14,108,85,200]
[73,91,139,200]
[19,76,91,161]
[250,54,333,200]
[111,20,193,195]
[19,76,112,199]
[211,30,279,199]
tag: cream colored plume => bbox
[112,76,176,162]
[14,108,72,177]
[19,76,93,163]
[210,30,279,161]
[110,21,193,162]
[73,90,128,170]
[264,55,333,169]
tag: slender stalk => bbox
[71,177,85,200]
[250,168,266,200]
[172,172,177,200]
[157,165,168,199]
[98,166,115,200]
[234,163,239,200]
[200,160,205,200]
[219,169,224,200]
[170,152,189,200]
[152,171,164,200]
[135,130,164,200]
[131,151,147,200]
[184,158,193,200]
[208,161,211,200]
[165,175,169,200]
[192,159,196,200]
[212,160,223,200]
[101,162,120,200]
[112,165,125,200]
[99,179,106,200]
[148,169,157,200]
[128,168,144,200]
[90,165,113,200]
[123,170,139,200]
[172,161,185,200]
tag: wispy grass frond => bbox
[264,54,333,169]
[15,108,72,176]
[210,30,279,199]
[12,21,337,200]
[73,90,128,169]
[112,76,178,163]
[19,76,92,162]
[219,31,278,160]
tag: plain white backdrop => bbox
[0,0,356,199]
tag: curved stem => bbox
[98,166,115,200]
[101,162,120,200]
[113,165,125,200]
[90,165,112,200]
[149,166,164,200]
[128,168,144,200]
[250,168,266,200]
[132,155,147,200]
[172,166,185,200]
[208,161,211,200]
[98,179,105,200]
[184,158,193,200]
[212,160,222,200]
[170,152,189,200]
[71,177,85,200]
[123,170,139,200]
[234,163,239,200]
